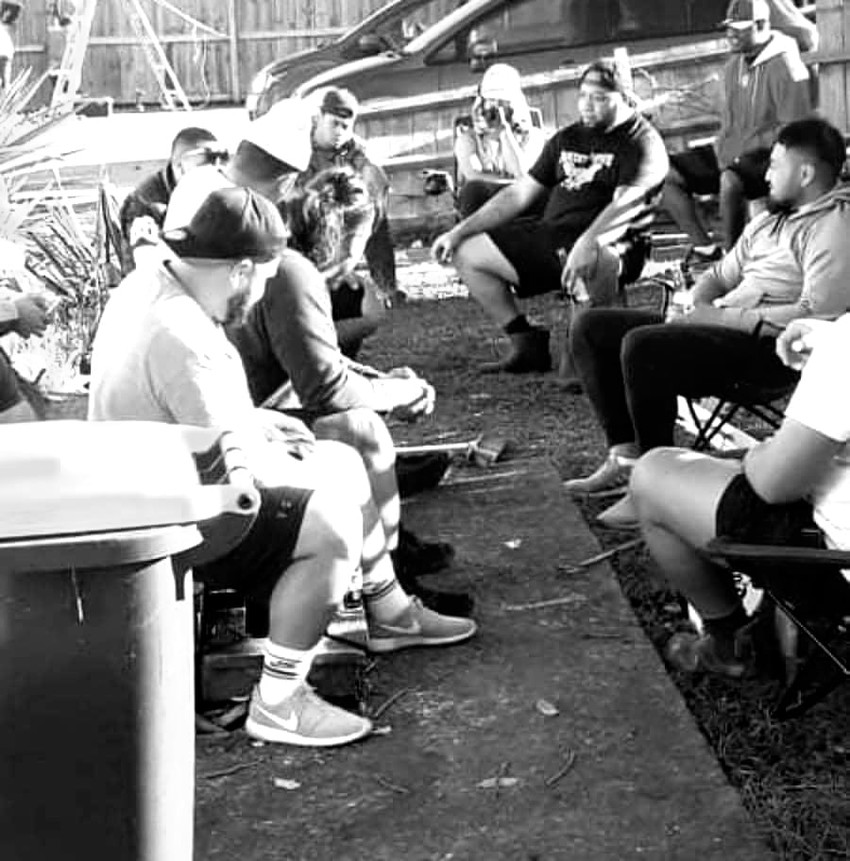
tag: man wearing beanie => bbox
[663,0,812,260]
[432,59,668,376]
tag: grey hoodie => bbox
[710,184,850,327]
[716,31,812,169]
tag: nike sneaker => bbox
[367,597,477,653]
[244,683,373,746]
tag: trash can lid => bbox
[0,420,240,538]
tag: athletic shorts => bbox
[194,483,313,602]
[488,218,650,298]
[0,348,21,412]
[716,473,816,545]
[671,144,770,201]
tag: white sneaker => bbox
[368,597,477,653]
[244,683,372,747]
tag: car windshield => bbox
[404,0,489,53]
[368,0,469,52]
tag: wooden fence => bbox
[11,0,403,106]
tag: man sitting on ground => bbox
[431,59,668,375]
[90,186,475,747]
[662,0,812,261]
[630,313,850,677]
[165,99,467,614]
[564,118,850,524]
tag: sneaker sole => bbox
[244,716,373,747]
[367,622,477,654]
[563,482,629,499]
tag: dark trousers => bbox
[364,213,396,294]
[570,308,799,452]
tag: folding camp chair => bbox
[704,536,850,719]
[685,378,796,451]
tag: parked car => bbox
[247,0,734,118]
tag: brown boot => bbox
[479,328,552,374]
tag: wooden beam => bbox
[227,0,241,102]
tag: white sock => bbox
[364,579,411,625]
[258,641,312,705]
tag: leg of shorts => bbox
[669,145,721,196]
[727,148,770,200]
[0,348,22,413]
[716,473,816,544]
[457,179,508,218]
[618,234,652,286]
[364,214,397,294]
[487,218,564,298]
[194,484,313,603]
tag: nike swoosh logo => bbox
[257,702,298,732]
[377,620,421,636]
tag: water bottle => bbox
[664,262,693,322]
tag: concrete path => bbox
[195,456,769,861]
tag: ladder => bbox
[125,0,191,111]
[50,0,99,109]
[50,0,191,112]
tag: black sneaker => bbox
[396,452,451,499]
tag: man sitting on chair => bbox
[564,118,850,521]
[431,59,668,375]
[630,313,850,678]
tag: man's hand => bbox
[775,319,821,371]
[387,377,436,423]
[560,236,598,298]
[431,228,462,265]
[13,294,49,338]
[258,409,316,460]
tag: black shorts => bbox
[716,473,816,545]
[488,218,650,298]
[0,348,21,412]
[671,144,769,201]
[194,484,313,602]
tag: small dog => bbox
[421,169,454,197]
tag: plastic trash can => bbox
[0,421,259,861]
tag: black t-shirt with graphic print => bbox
[528,112,668,242]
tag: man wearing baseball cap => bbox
[432,59,669,376]
[299,86,400,303]
[663,0,812,260]
[164,100,477,627]
[90,186,381,746]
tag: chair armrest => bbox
[705,537,850,570]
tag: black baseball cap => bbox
[579,59,626,94]
[161,186,287,262]
[320,87,359,119]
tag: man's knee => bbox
[298,488,363,573]
[313,408,394,462]
[630,448,681,519]
[585,247,621,307]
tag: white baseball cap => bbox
[479,63,523,102]
[242,98,313,172]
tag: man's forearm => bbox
[577,186,651,247]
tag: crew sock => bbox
[258,640,312,705]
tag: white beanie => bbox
[242,98,313,172]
